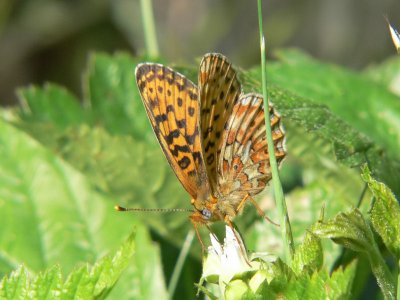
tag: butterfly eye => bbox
[233,164,239,170]
[201,209,212,220]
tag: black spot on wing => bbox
[188,90,198,100]
[207,154,214,165]
[166,105,175,113]
[202,108,211,114]
[138,80,146,91]
[155,114,168,126]
[165,129,180,144]
[177,97,183,107]
[178,156,191,169]
[176,119,186,128]
[204,140,215,152]
[170,144,191,157]
[193,151,202,164]
[177,83,185,91]
[188,107,195,116]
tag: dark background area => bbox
[0,0,399,106]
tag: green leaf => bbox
[83,52,154,140]
[17,83,87,128]
[0,233,135,299]
[51,126,191,246]
[219,259,357,299]
[261,261,356,299]
[0,266,30,299]
[361,165,400,259]
[240,49,400,198]
[16,53,157,141]
[0,119,168,299]
[108,226,168,300]
[12,54,193,249]
[327,261,358,300]
[269,49,400,157]
[0,119,126,273]
[292,231,323,275]
[312,209,375,253]
[32,265,63,299]
[313,209,396,299]
[364,55,400,97]
[246,160,366,271]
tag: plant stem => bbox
[140,0,159,57]
[397,259,399,300]
[368,243,396,300]
[257,0,294,263]
[168,229,195,299]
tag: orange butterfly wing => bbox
[198,53,242,193]
[136,63,210,199]
[217,93,286,203]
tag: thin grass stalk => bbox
[140,0,159,57]
[257,0,295,263]
[167,229,195,299]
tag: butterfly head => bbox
[190,196,221,224]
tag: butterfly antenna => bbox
[115,205,193,213]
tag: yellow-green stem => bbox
[257,0,294,263]
[140,0,159,57]
[397,259,399,300]
[168,229,195,299]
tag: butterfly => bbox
[135,53,286,246]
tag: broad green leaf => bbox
[268,49,400,158]
[83,52,154,141]
[0,233,135,299]
[0,119,129,274]
[51,126,191,246]
[313,209,396,299]
[15,53,157,142]
[0,120,167,299]
[17,83,87,128]
[361,165,400,259]
[11,54,193,249]
[240,50,400,198]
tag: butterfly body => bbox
[135,53,285,234]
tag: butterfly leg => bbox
[236,194,279,226]
[191,221,206,253]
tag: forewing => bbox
[198,53,242,192]
[217,94,286,202]
[136,63,207,198]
